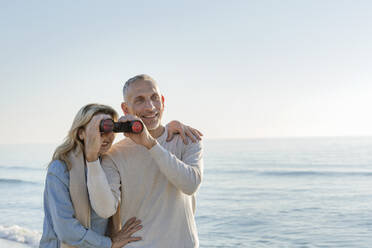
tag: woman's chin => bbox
[99,146,111,155]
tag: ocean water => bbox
[0,137,372,247]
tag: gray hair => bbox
[123,74,157,101]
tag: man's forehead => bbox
[127,79,160,97]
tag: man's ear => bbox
[121,102,129,114]
[161,95,165,108]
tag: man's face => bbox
[122,79,164,131]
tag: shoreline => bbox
[0,238,33,248]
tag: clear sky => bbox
[1,0,371,144]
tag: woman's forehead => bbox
[94,113,112,119]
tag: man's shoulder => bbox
[160,134,203,156]
[163,134,203,149]
[110,138,132,149]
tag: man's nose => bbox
[144,99,155,111]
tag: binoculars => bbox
[99,119,144,134]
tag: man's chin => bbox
[145,125,158,131]
[142,119,157,129]
[144,122,161,131]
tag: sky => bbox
[1,0,372,144]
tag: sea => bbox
[0,137,372,248]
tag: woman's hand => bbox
[111,217,142,248]
[81,114,108,162]
[166,120,203,144]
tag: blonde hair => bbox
[51,103,118,170]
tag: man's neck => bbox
[149,125,165,139]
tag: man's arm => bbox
[46,167,112,248]
[87,156,121,219]
[116,115,203,195]
[149,140,203,195]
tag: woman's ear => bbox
[78,128,85,141]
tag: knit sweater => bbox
[87,129,203,248]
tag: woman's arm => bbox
[87,158,121,219]
[45,167,112,248]
[46,163,141,248]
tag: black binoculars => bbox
[99,119,144,134]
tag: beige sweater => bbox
[87,129,203,248]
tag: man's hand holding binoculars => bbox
[117,115,157,150]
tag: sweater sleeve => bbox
[45,167,112,248]
[87,157,121,219]
[148,140,203,195]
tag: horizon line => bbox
[2,135,372,145]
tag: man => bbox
[87,74,204,247]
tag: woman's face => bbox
[79,113,116,156]
[97,114,116,155]
[99,131,115,155]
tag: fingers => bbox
[111,218,143,248]
[166,130,174,142]
[119,115,144,139]
[117,236,142,248]
[125,222,142,237]
[114,235,142,248]
[184,126,203,143]
[89,114,108,128]
[166,120,181,142]
[195,128,203,137]
[189,127,203,141]
[85,116,99,134]
[84,115,112,161]
[179,128,188,145]
[127,236,142,243]
[184,127,196,143]
[120,218,142,236]
[116,220,142,241]
[122,217,137,231]
[166,121,203,144]
[125,219,142,233]
[85,114,111,139]
[118,114,141,123]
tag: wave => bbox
[211,168,372,177]
[0,225,41,248]
[260,170,372,177]
[0,178,39,185]
[0,165,44,171]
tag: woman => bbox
[40,103,202,248]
